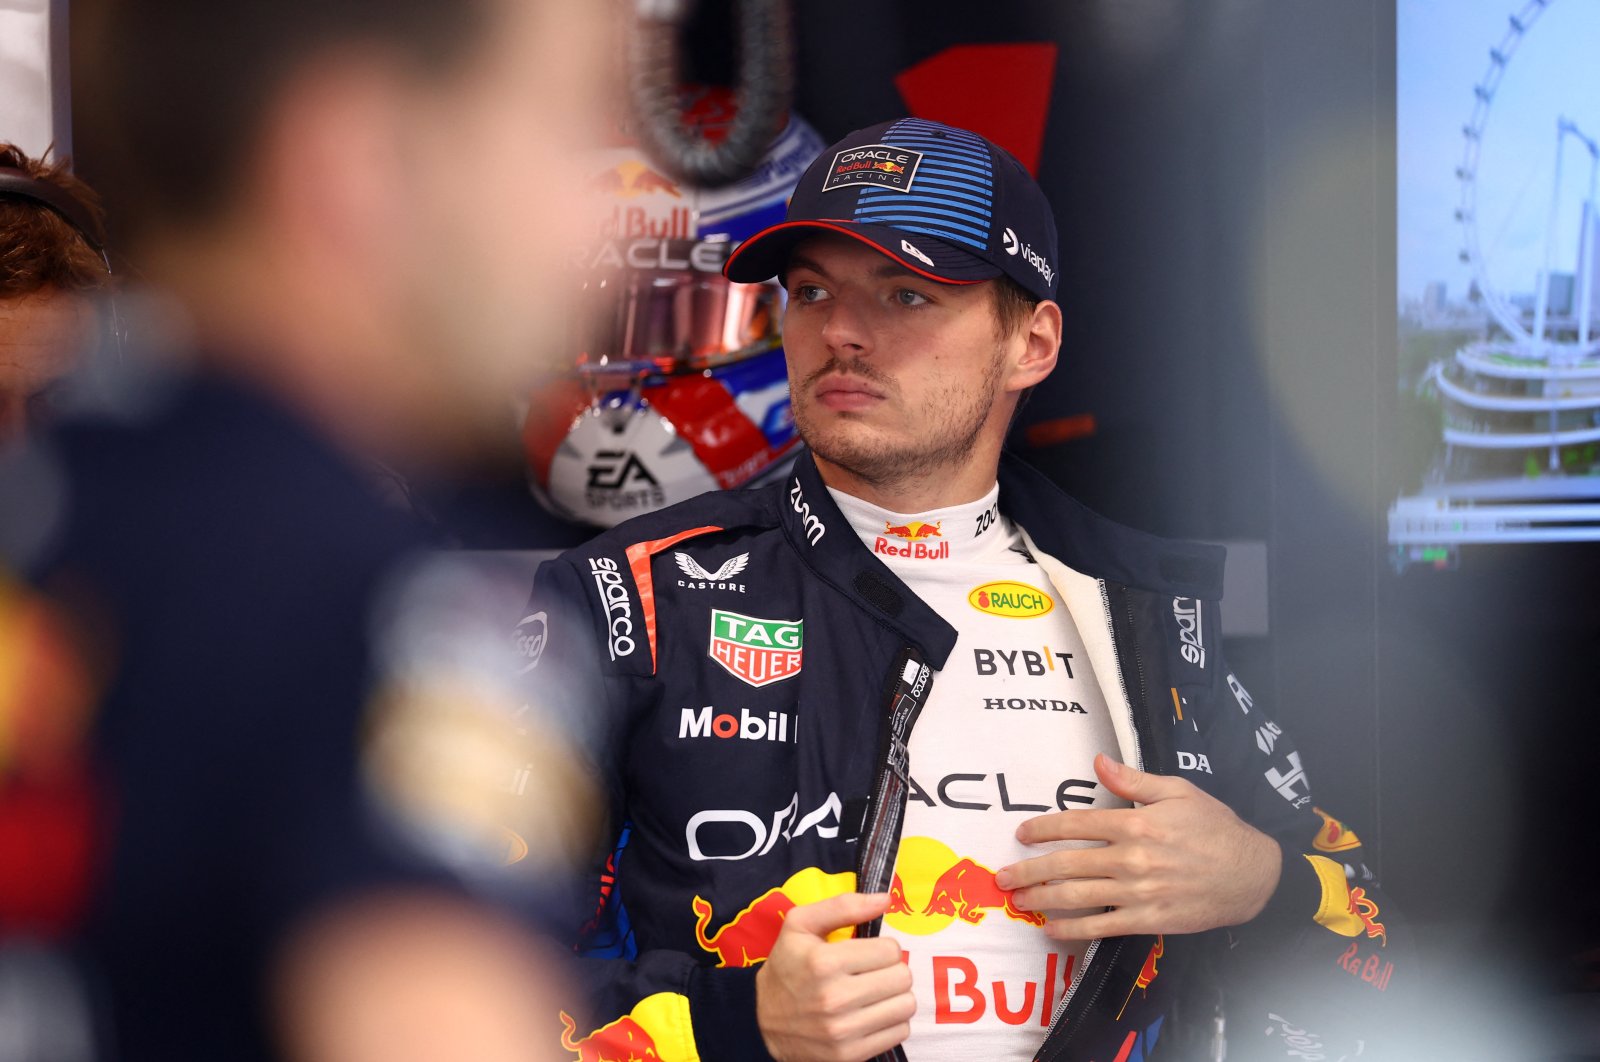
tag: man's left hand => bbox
[994,753,1282,940]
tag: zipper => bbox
[1031,581,1151,1058]
[1113,583,1157,775]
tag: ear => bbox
[1007,298,1062,392]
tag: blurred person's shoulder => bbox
[29,364,425,598]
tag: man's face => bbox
[781,234,1016,486]
[0,288,94,450]
[396,0,613,414]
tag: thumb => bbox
[783,890,891,939]
[1094,753,1183,805]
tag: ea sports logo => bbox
[1002,227,1019,255]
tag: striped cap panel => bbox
[852,118,995,251]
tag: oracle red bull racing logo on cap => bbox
[968,581,1053,619]
[708,608,802,687]
[821,144,924,192]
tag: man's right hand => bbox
[754,891,914,1062]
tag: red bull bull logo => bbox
[884,520,941,542]
[691,866,856,967]
[590,160,683,199]
[872,161,906,174]
[883,837,1043,936]
[558,991,691,1062]
[887,838,1087,1028]
[968,581,1054,619]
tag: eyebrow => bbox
[785,252,924,284]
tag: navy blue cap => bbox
[723,117,1059,302]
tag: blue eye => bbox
[792,284,828,303]
[895,288,930,307]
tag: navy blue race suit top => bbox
[526,449,1410,1062]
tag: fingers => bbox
[1013,808,1124,846]
[997,845,1118,890]
[807,936,905,977]
[1010,876,1123,915]
[1093,754,1192,804]
[827,981,916,1042]
[783,891,891,939]
[835,960,914,1016]
[1041,908,1134,941]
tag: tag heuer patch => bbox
[708,608,803,687]
[821,144,923,193]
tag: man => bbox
[0,1,611,1060]
[0,143,114,450]
[529,118,1407,1062]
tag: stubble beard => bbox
[794,346,1007,490]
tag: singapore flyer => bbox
[1392,0,1600,566]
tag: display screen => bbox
[1392,0,1600,566]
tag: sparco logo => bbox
[1001,226,1054,287]
[789,480,826,545]
[1172,597,1206,668]
[588,557,635,660]
[679,706,795,744]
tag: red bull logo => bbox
[884,520,941,542]
[883,837,1043,935]
[872,161,906,174]
[590,160,683,199]
[558,991,690,1062]
[691,866,856,967]
[876,520,949,560]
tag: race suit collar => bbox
[779,451,1226,669]
[782,451,959,668]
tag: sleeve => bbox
[1193,658,1415,1062]
[523,556,775,1062]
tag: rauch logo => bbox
[708,608,803,687]
[967,581,1053,619]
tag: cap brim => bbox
[724,219,1002,288]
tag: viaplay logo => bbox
[1001,226,1054,288]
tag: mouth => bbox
[813,375,887,411]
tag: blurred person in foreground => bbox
[527,119,1411,1062]
[0,144,115,451]
[0,1,611,1060]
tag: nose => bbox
[818,295,871,357]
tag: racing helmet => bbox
[522,97,823,527]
